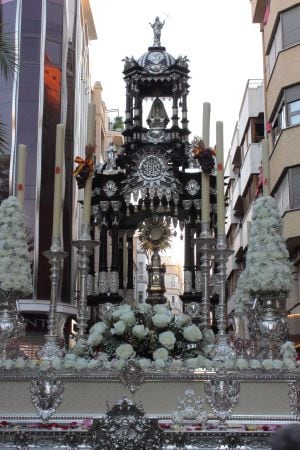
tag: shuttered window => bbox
[268,5,300,75]
[275,166,300,214]
[289,166,300,209]
[282,5,300,48]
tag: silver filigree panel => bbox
[31,372,64,421]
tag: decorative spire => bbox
[149,17,165,47]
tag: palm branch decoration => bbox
[138,216,172,253]
[0,30,18,148]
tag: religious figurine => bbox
[105,142,117,171]
[149,17,165,47]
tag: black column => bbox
[127,234,134,290]
[99,221,108,271]
[118,235,124,290]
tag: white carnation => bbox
[115,343,135,359]
[89,322,107,335]
[152,313,171,328]
[40,360,51,371]
[13,357,26,369]
[158,330,176,350]
[153,347,169,361]
[88,359,100,369]
[3,360,13,370]
[73,338,87,356]
[224,359,235,369]
[175,313,191,326]
[186,357,199,369]
[132,324,149,339]
[138,358,151,369]
[261,359,274,370]
[284,358,297,370]
[153,304,170,314]
[111,320,126,336]
[111,358,125,370]
[88,332,103,347]
[249,359,261,369]
[119,311,136,326]
[137,303,152,314]
[235,358,249,370]
[272,359,284,370]
[153,359,166,369]
[183,324,202,342]
[51,358,62,370]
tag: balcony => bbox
[250,0,265,23]
[240,143,262,195]
[233,226,243,259]
[241,205,254,250]
[226,252,239,277]
[239,80,264,138]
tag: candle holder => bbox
[38,237,67,360]
[72,224,98,341]
[210,234,236,362]
[194,222,215,329]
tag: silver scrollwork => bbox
[110,271,119,294]
[185,179,200,196]
[204,372,240,427]
[174,388,207,424]
[31,372,64,421]
[184,302,200,318]
[288,379,300,415]
[184,270,193,293]
[93,397,162,449]
[98,271,109,294]
[103,180,118,197]
[119,359,145,393]
[195,270,202,292]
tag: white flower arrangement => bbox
[85,303,205,362]
[239,196,292,296]
[0,196,32,296]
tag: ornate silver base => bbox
[210,334,236,362]
[37,335,64,360]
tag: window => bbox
[171,296,175,306]
[170,275,176,288]
[274,166,300,214]
[287,100,300,126]
[271,84,300,144]
[268,5,300,75]
[138,291,143,303]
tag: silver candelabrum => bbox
[210,234,236,362]
[194,222,216,328]
[72,223,98,341]
[38,237,67,360]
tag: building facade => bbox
[251,0,300,343]
[0,0,98,354]
[0,0,96,305]
[225,79,264,314]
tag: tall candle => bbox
[262,137,270,195]
[82,103,96,226]
[16,144,26,209]
[201,102,211,223]
[52,124,65,239]
[216,121,225,235]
